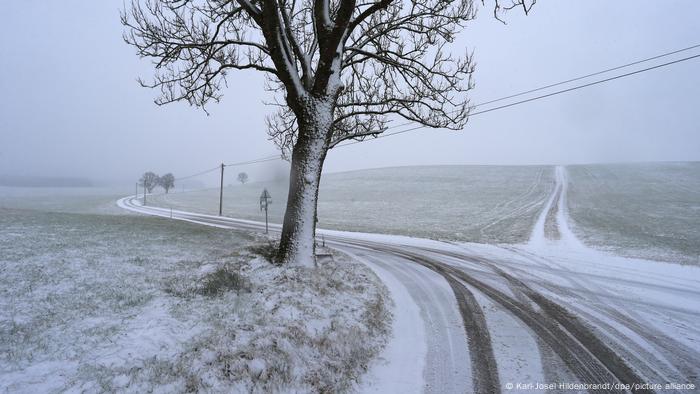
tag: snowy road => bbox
[117,166,700,393]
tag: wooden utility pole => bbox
[143,181,147,205]
[219,163,225,216]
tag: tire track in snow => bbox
[331,240,499,394]
[477,167,553,239]
[493,267,654,393]
[499,249,700,387]
[516,164,700,388]
[351,251,472,394]
[398,247,651,393]
[338,238,649,392]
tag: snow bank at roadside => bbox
[151,252,392,393]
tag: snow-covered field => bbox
[0,186,129,215]
[567,162,700,264]
[150,162,699,264]
[0,195,390,392]
[3,162,699,393]
[122,165,700,393]
[150,165,554,244]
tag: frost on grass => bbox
[0,208,391,393]
[162,251,391,393]
[148,165,554,244]
[567,163,700,264]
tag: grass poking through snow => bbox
[0,208,391,393]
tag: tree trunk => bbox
[277,99,332,267]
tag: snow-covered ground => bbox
[567,162,700,264]
[120,165,700,393]
[149,162,700,265]
[3,162,699,393]
[349,167,700,392]
[0,186,130,215]
[148,165,554,244]
[0,201,390,392]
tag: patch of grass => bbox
[362,292,389,333]
[127,256,149,266]
[248,241,281,265]
[197,266,249,297]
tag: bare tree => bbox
[160,173,176,193]
[140,171,159,193]
[122,0,534,266]
[237,172,249,184]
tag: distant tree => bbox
[160,173,175,193]
[140,172,159,193]
[122,0,534,266]
[237,172,249,185]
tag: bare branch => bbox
[122,0,533,147]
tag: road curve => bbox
[117,172,700,394]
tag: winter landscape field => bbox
[2,162,699,392]
[150,165,554,244]
[567,162,700,264]
[4,1,700,391]
[122,163,700,392]
[0,195,389,392]
[149,163,700,265]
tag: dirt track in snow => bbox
[118,166,700,393]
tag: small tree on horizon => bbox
[160,173,175,193]
[140,172,159,193]
[122,0,533,266]
[237,172,249,185]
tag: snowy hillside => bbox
[567,162,700,264]
[149,165,554,244]
[149,163,700,264]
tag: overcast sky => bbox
[1,1,699,186]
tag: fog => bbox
[1,1,699,186]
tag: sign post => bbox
[259,188,272,234]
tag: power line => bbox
[373,42,700,135]
[167,45,700,177]
[475,43,700,108]
[172,155,280,182]
[169,157,280,185]
[225,155,280,167]
[467,53,700,117]
[174,166,220,181]
[336,51,700,148]
[148,185,221,197]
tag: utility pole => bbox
[143,181,147,206]
[219,163,225,216]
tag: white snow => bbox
[0,204,391,393]
[349,253,427,393]
[8,161,698,392]
[118,163,700,392]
